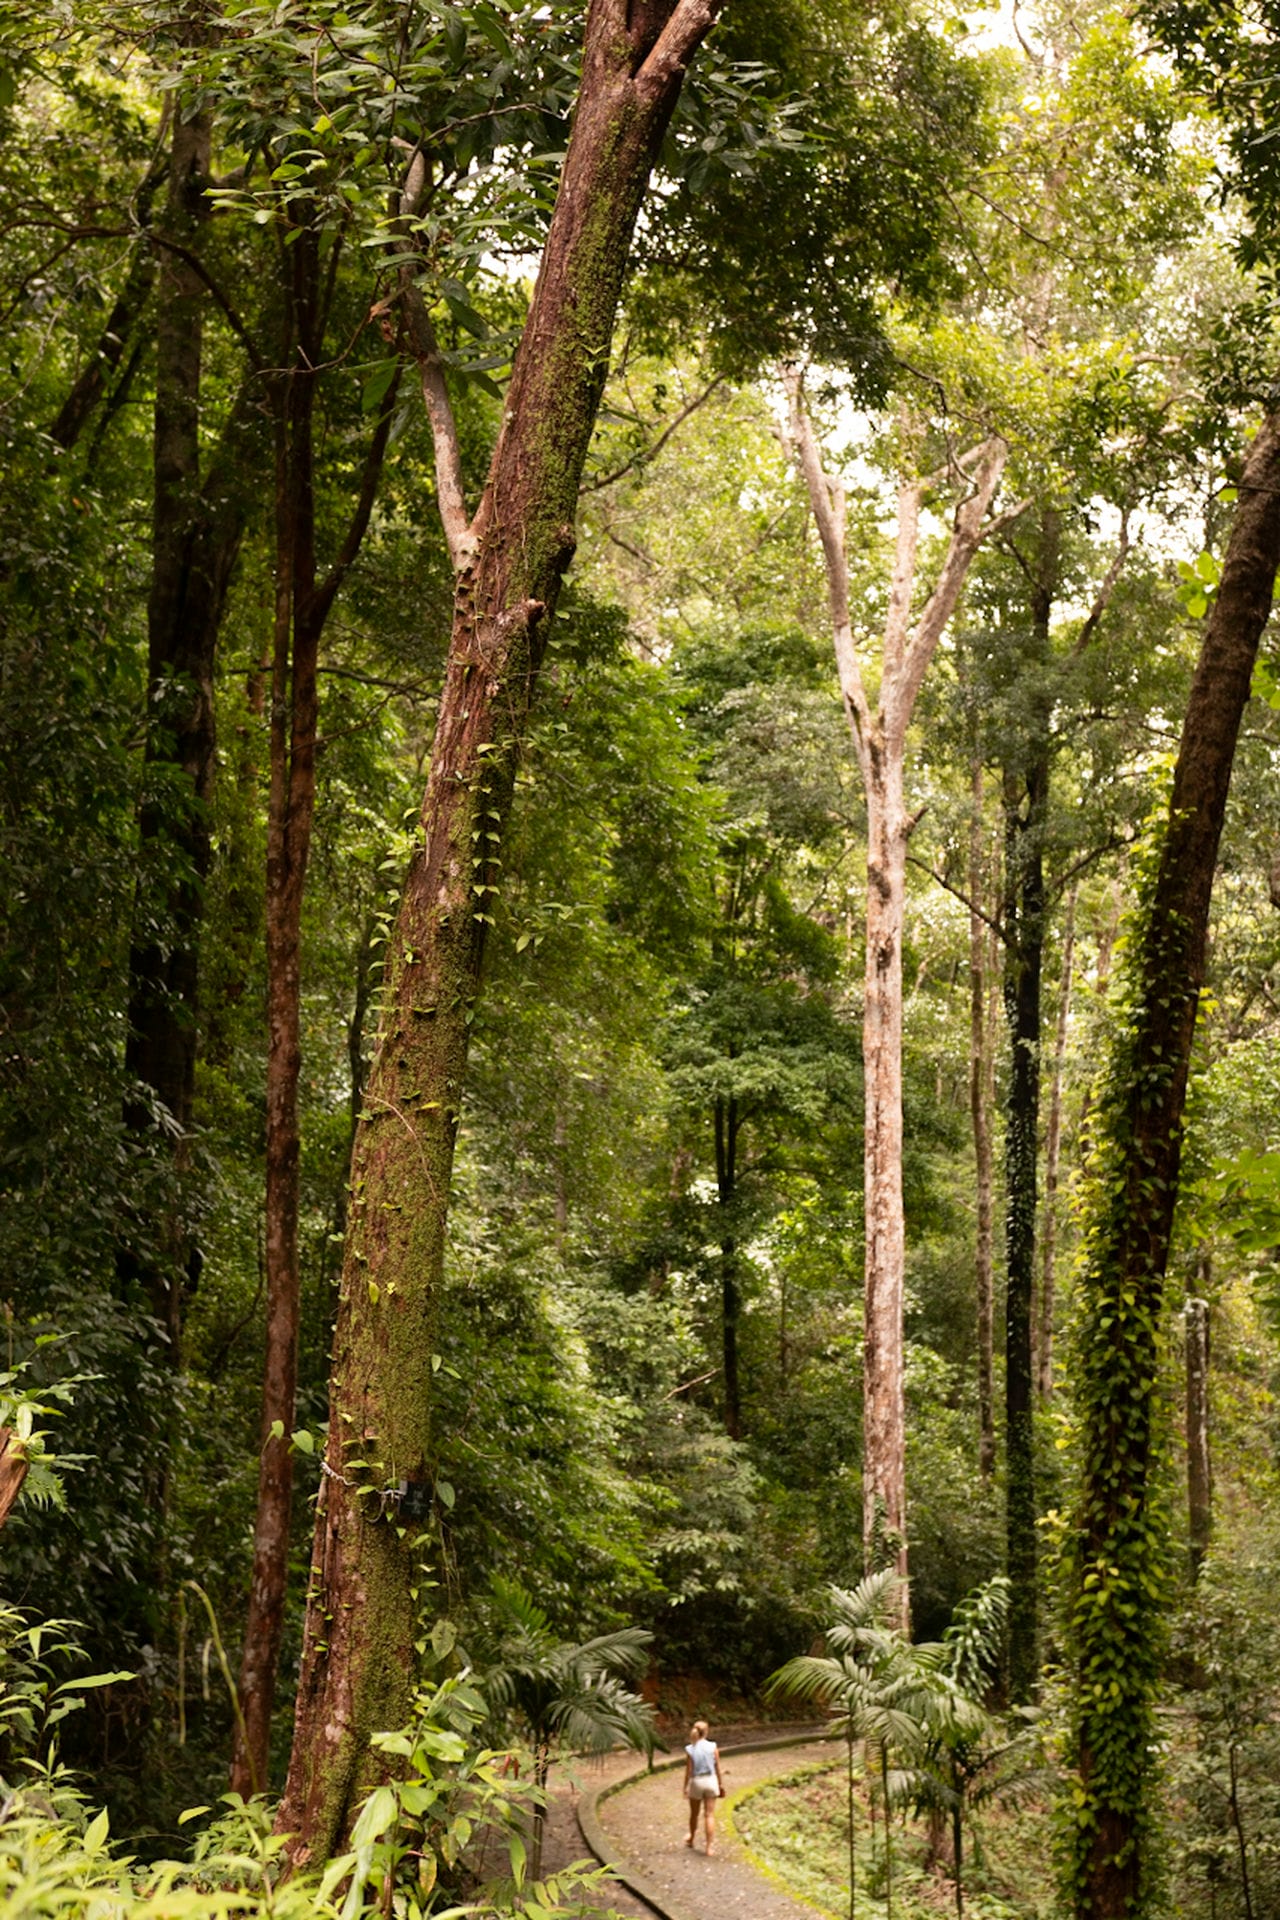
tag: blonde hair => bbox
[690,1720,709,1741]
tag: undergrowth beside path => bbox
[729,1761,1056,1920]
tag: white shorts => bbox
[687,1775,719,1801]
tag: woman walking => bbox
[682,1719,725,1855]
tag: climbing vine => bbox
[1060,807,1188,1919]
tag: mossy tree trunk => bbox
[277,0,722,1863]
[1067,410,1280,1920]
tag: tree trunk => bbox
[715,1093,742,1439]
[277,0,720,1863]
[1227,1740,1254,1920]
[232,220,396,1799]
[863,756,908,1574]
[121,109,255,1352]
[969,762,996,1477]
[1069,409,1280,1920]
[1037,885,1075,1400]
[50,180,161,452]
[1002,749,1045,1703]
[1002,515,1056,1705]
[781,375,1014,1602]
[1186,1283,1211,1579]
[0,1429,27,1530]
[120,104,215,1352]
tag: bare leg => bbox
[704,1799,716,1854]
[686,1796,698,1846]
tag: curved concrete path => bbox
[576,1734,836,1920]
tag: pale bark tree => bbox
[782,368,1025,1588]
[278,0,722,1862]
[1036,882,1075,1400]
[1186,1279,1211,1579]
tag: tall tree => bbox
[230,206,398,1797]
[1065,408,1280,1920]
[968,764,997,1477]
[278,0,723,1862]
[783,373,1021,1587]
[119,90,260,1357]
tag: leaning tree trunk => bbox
[277,0,721,1864]
[1067,409,1280,1920]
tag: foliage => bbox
[733,1758,1057,1920]
[0,1599,620,1920]
[477,1580,655,1783]
[1058,809,1183,1916]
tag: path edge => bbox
[576,1731,834,1920]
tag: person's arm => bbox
[715,1747,725,1796]
[683,1754,692,1790]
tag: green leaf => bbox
[54,1670,133,1694]
[350,1783,398,1848]
[362,358,399,415]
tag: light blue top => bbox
[686,1737,717,1776]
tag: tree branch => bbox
[907,853,1006,942]
[883,471,923,678]
[780,363,871,781]
[887,440,1009,748]
[399,274,476,572]
[148,231,265,370]
[1073,511,1132,656]
[635,0,722,98]
[310,368,402,632]
[580,372,727,492]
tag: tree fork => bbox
[278,0,721,1863]
[1067,409,1280,1919]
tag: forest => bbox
[4,0,1280,1915]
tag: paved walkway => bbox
[557,1734,836,1920]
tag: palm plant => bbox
[767,1570,926,1920]
[481,1579,656,1878]
[900,1577,1046,1920]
